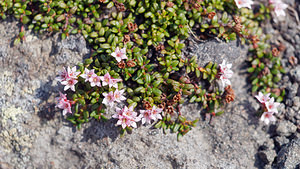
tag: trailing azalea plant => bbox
[0,0,289,138]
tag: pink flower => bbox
[260,112,276,125]
[56,67,68,82]
[67,66,80,79]
[100,72,122,88]
[111,47,127,62]
[114,89,126,103]
[56,92,73,115]
[234,0,254,9]
[112,106,140,129]
[111,78,122,88]
[140,110,153,124]
[57,66,80,92]
[56,92,68,103]
[255,92,271,104]
[265,97,280,114]
[102,91,115,107]
[139,105,163,125]
[100,72,113,87]
[80,68,96,82]
[151,105,163,121]
[218,60,233,87]
[61,78,78,91]
[90,74,101,87]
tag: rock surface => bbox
[1,2,300,167]
[274,138,300,169]
[186,37,248,66]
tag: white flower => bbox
[56,92,73,115]
[219,60,232,73]
[274,2,288,17]
[218,60,233,87]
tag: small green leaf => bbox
[34,14,43,21]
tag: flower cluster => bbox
[112,105,163,129]
[100,72,122,88]
[255,92,280,124]
[218,60,233,88]
[56,65,123,114]
[269,0,288,17]
[80,70,122,89]
[102,89,126,107]
[56,92,73,115]
[234,0,254,9]
[112,106,141,129]
[56,66,80,92]
[139,106,163,125]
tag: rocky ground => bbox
[0,1,300,168]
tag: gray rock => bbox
[290,66,300,83]
[293,97,300,108]
[274,136,290,147]
[186,38,248,67]
[286,82,299,99]
[276,121,297,137]
[285,107,295,121]
[275,138,300,169]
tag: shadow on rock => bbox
[254,152,268,169]
[35,77,59,123]
[80,119,120,143]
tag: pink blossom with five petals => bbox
[56,67,68,82]
[114,89,126,103]
[260,112,276,125]
[111,47,128,62]
[151,105,163,121]
[139,105,163,125]
[102,91,116,107]
[255,92,271,104]
[67,66,80,79]
[139,110,153,124]
[61,78,78,91]
[90,74,102,87]
[265,97,280,114]
[80,68,96,82]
